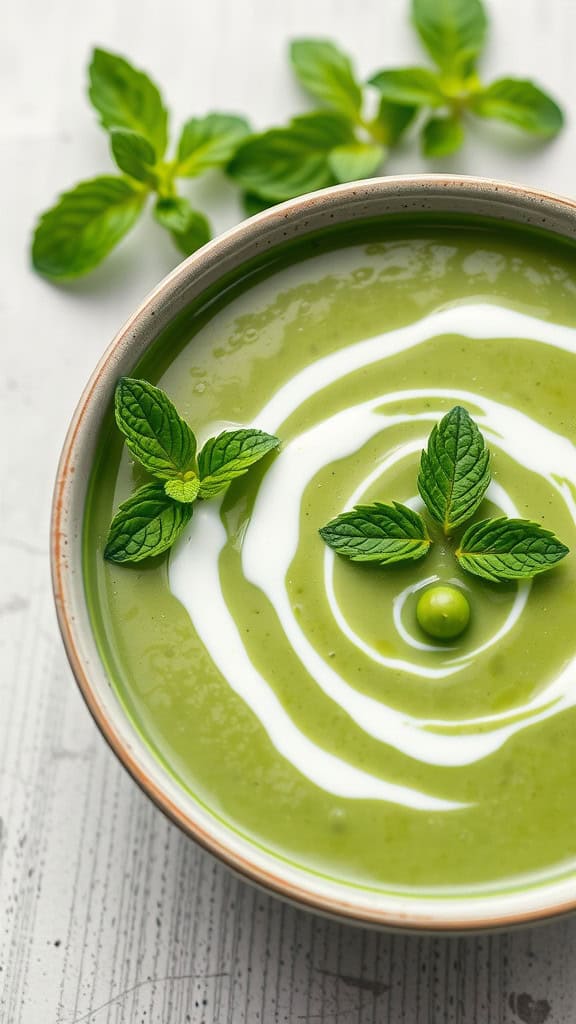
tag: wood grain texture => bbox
[2,0,576,1020]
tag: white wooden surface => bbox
[2,1,576,1020]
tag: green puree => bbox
[84,219,576,895]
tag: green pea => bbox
[416,584,471,641]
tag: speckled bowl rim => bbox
[51,174,576,933]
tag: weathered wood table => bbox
[2,0,576,1019]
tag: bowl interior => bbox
[52,175,576,931]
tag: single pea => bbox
[416,584,471,641]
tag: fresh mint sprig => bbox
[227,42,415,204]
[104,378,279,564]
[369,0,563,158]
[320,406,569,583]
[31,4,564,280]
[228,109,385,206]
[32,49,250,279]
[229,0,562,204]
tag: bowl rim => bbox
[51,173,576,933]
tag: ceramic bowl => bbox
[52,174,576,932]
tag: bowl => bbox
[52,174,576,932]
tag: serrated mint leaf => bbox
[290,39,363,121]
[164,476,200,503]
[319,502,431,565]
[154,197,211,256]
[115,378,197,480]
[328,142,385,183]
[369,98,417,146]
[88,48,168,157]
[32,176,145,279]
[418,406,490,534]
[369,68,445,108]
[411,0,487,76]
[104,482,192,563]
[176,113,251,177]
[110,128,158,185]
[227,112,355,201]
[469,78,564,138]
[456,518,569,582]
[421,113,464,156]
[198,429,279,498]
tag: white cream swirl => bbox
[169,303,576,809]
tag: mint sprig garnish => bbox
[227,48,406,200]
[369,0,563,158]
[319,502,431,565]
[231,0,562,204]
[417,405,490,535]
[320,406,569,583]
[456,519,570,582]
[105,378,279,564]
[32,8,563,280]
[32,49,250,279]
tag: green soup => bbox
[84,220,576,896]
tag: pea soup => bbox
[85,220,576,895]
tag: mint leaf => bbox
[104,483,192,563]
[319,502,431,565]
[422,113,464,156]
[154,197,211,256]
[164,476,200,503]
[290,39,363,121]
[469,78,564,138]
[328,142,385,183]
[227,112,354,201]
[176,113,251,177]
[115,378,197,480]
[369,68,445,108]
[418,406,490,534]
[198,429,279,498]
[109,128,158,185]
[369,98,417,145]
[411,0,487,76]
[32,176,145,279]
[88,48,168,157]
[456,518,569,581]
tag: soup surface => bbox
[85,220,576,894]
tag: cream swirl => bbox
[169,304,576,809]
